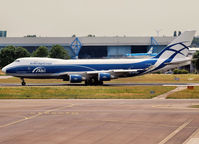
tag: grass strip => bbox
[0,86,175,99]
[0,74,199,84]
[167,86,199,99]
[189,105,199,108]
[111,74,199,83]
[0,77,66,84]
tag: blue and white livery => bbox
[1,31,196,85]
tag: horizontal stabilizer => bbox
[165,59,192,65]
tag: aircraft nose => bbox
[2,66,6,73]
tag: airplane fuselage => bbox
[3,58,158,78]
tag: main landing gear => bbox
[21,78,26,86]
[85,78,103,86]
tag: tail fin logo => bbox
[155,41,189,59]
[143,31,195,73]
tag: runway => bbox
[0,82,199,87]
[0,99,199,144]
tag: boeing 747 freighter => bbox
[2,31,195,85]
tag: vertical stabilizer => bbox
[155,31,196,59]
[145,31,196,72]
[147,47,153,54]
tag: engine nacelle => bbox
[69,74,83,83]
[98,73,111,81]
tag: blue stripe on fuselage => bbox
[6,59,157,75]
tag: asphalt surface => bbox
[0,99,199,144]
[1,83,199,87]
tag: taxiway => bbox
[0,99,199,144]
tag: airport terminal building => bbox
[1,36,198,72]
[0,35,198,60]
[0,36,176,59]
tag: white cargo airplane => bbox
[2,31,195,86]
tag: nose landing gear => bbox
[21,78,26,86]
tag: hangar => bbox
[0,36,175,59]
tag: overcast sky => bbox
[1,0,198,37]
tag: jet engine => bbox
[69,74,83,83]
[98,73,111,81]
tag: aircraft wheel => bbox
[22,81,26,86]
[85,78,96,86]
[94,79,103,86]
[85,78,103,86]
[85,80,89,86]
[98,81,103,85]
[85,79,92,86]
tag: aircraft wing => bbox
[55,69,143,78]
[86,69,142,74]
[86,69,143,78]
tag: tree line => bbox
[1,44,199,73]
[0,45,70,68]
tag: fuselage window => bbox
[15,60,20,62]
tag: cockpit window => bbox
[15,60,20,62]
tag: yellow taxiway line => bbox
[0,103,74,128]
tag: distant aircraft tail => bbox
[147,47,153,54]
[154,31,196,60]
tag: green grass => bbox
[0,77,66,84]
[189,105,199,108]
[167,86,199,99]
[111,74,199,83]
[0,86,175,99]
[0,70,6,76]
[1,74,199,99]
[1,74,199,84]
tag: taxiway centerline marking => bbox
[151,105,199,110]
[0,103,74,128]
